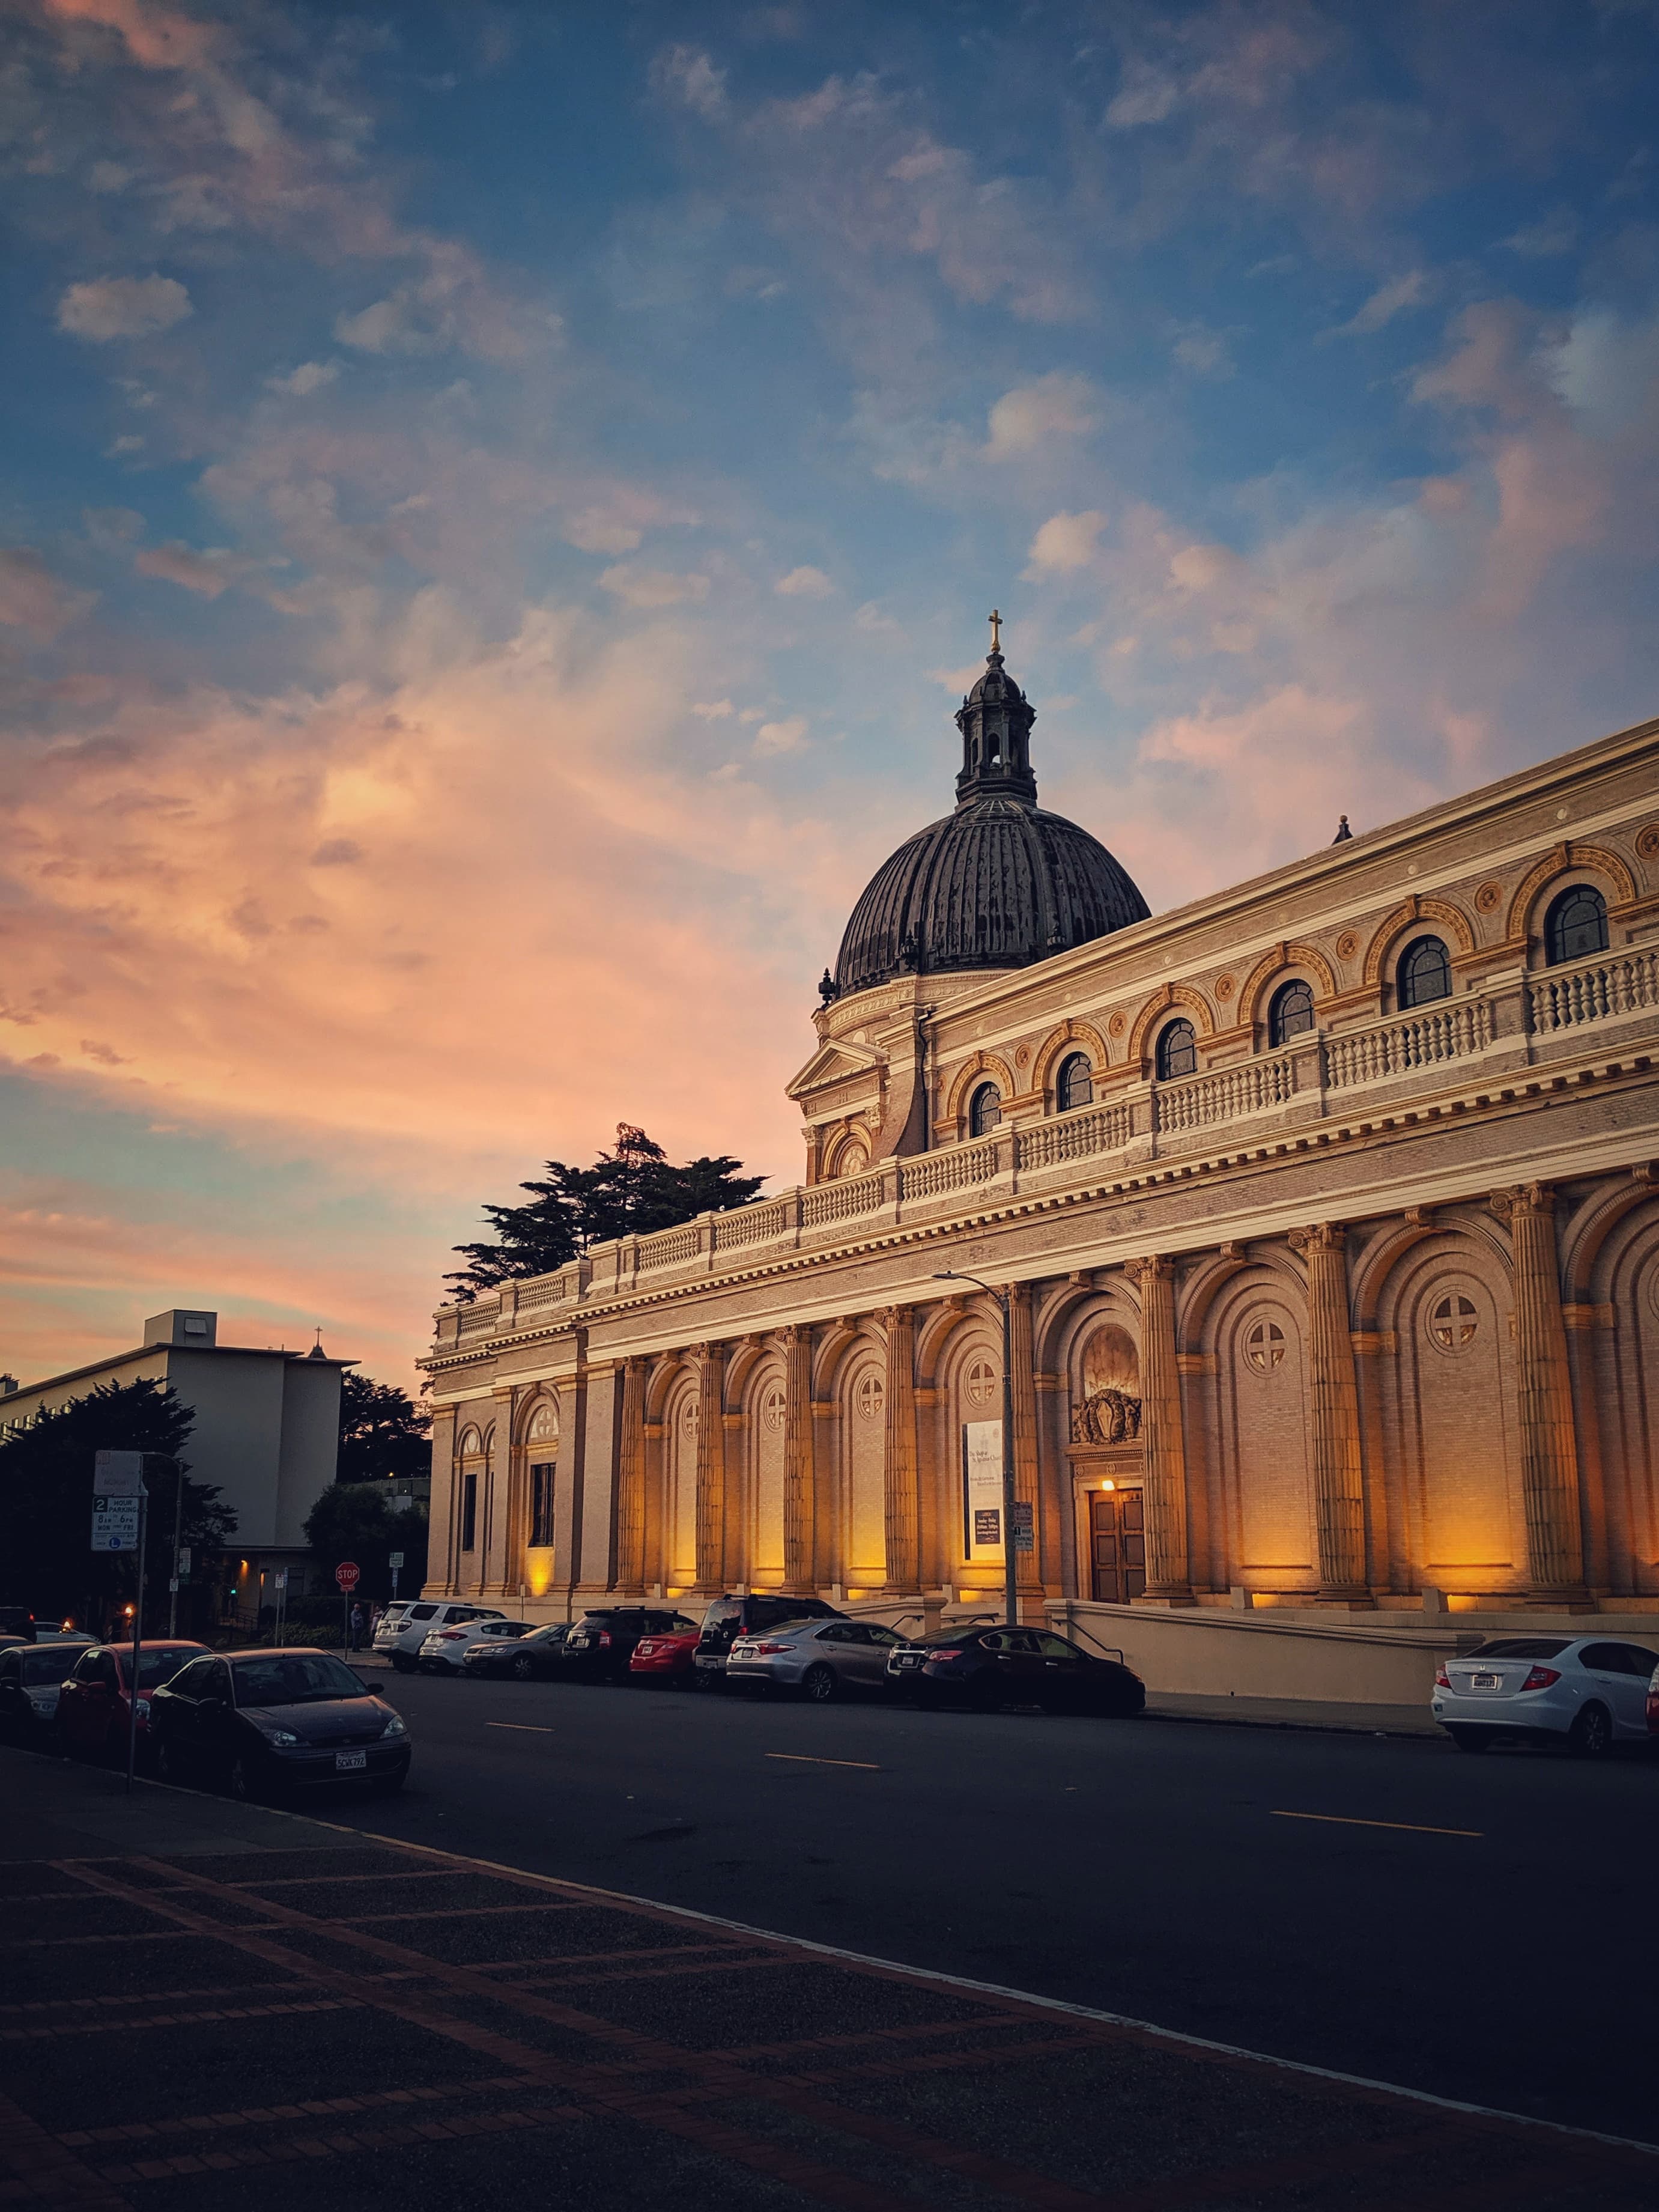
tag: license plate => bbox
[896,1653,920,1668]
[335,1749,367,1772]
[1470,1673,1500,1689]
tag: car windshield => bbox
[232,1654,371,1706]
[124,1648,202,1689]
[524,1626,566,1644]
[1463,1638,1570,1659]
[22,1651,71,1686]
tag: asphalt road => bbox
[315,1668,1657,2142]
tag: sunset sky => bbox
[5,0,1659,1391]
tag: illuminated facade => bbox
[423,654,1659,1628]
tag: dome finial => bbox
[987,607,1002,656]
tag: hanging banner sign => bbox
[91,1496,142,1552]
[962,1421,1004,1563]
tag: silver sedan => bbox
[726,1617,909,1701]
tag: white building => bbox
[1,1308,350,1570]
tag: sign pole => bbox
[166,1457,183,1639]
[125,1487,147,1796]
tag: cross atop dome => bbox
[956,612,1036,807]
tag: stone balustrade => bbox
[432,961,1655,1346]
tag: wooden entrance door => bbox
[1088,1489,1145,1603]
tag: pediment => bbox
[785,1036,884,1101]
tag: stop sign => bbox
[335,1560,360,1591]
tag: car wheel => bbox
[1568,1703,1613,1758]
[1446,1725,1493,1753]
[391,1654,414,1674]
[690,1670,717,1693]
[511,1651,535,1680]
[801,1664,838,1704]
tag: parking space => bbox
[2,1751,1657,2211]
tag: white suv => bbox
[374,1600,505,1673]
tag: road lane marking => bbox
[1273,1809,1481,1838]
[487,1722,554,1734]
[765,1752,880,1770]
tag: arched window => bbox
[1544,884,1607,967]
[1057,1052,1093,1111]
[1155,1019,1196,1081]
[1397,935,1451,1009]
[1268,979,1315,1047]
[968,1082,1001,1138]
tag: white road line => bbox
[1273,1809,1482,1839]
[327,1819,1658,2160]
[765,1752,880,1770]
[485,1722,553,1734]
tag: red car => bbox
[628,1618,702,1686]
[57,1639,208,1764]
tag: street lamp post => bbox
[934,1270,1020,1629]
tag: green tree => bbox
[303,1482,428,1601]
[447,1122,765,1300]
[336,1370,431,1484]
[0,1378,235,1624]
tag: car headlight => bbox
[135,1698,151,1719]
[267,1727,301,1746]
[380,1713,407,1739]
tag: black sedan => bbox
[463,1622,572,1680]
[887,1626,1145,1716]
[559,1607,696,1683]
[150,1647,410,1799]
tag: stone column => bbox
[1492,1185,1589,1603]
[1008,1283,1043,1596]
[694,1342,726,1593]
[428,1404,458,1596]
[1291,1224,1370,1603]
[783,1324,815,1594]
[614,1356,647,1594]
[882,1307,920,1591]
[1129,1257,1193,1602]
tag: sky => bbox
[4,0,1659,1391]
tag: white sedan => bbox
[1432,1635,1659,1756]
[416,1616,536,1675]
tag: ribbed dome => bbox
[834,794,1149,998]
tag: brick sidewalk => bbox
[1,1749,1650,2212]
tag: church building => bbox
[422,629,1659,1657]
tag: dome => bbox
[831,627,1150,999]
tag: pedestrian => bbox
[349,1601,365,1652]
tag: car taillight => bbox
[749,1641,790,1654]
[1519,1665,1560,1691]
[1434,1665,1451,1689]
[438,1630,466,1641]
[928,1648,962,1663]
[596,1631,611,1648]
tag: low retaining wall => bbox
[1046,1600,1458,1707]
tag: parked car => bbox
[0,1608,38,1642]
[0,1642,90,1744]
[56,1639,208,1764]
[727,1616,910,1700]
[1648,1657,1659,1737]
[1432,1636,1659,1754]
[150,1647,410,1799]
[562,1607,697,1683]
[418,1616,537,1674]
[887,1626,1145,1716]
[693,1593,842,1688]
[629,1620,703,1686]
[463,1623,574,1680]
[374,1599,505,1672]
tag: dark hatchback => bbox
[150,1647,410,1799]
[463,1622,573,1680]
[887,1626,1145,1717]
[560,1608,696,1683]
[693,1593,842,1687]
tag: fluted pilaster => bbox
[694,1343,726,1590]
[882,1307,920,1590]
[1492,1185,1588,1602]
[1129,1257,1192,1601]
[1291,1224,1369,1602]
[783,1325,814,1594]
[1008,1283,1042,1590]
[614,1357,647,1592]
